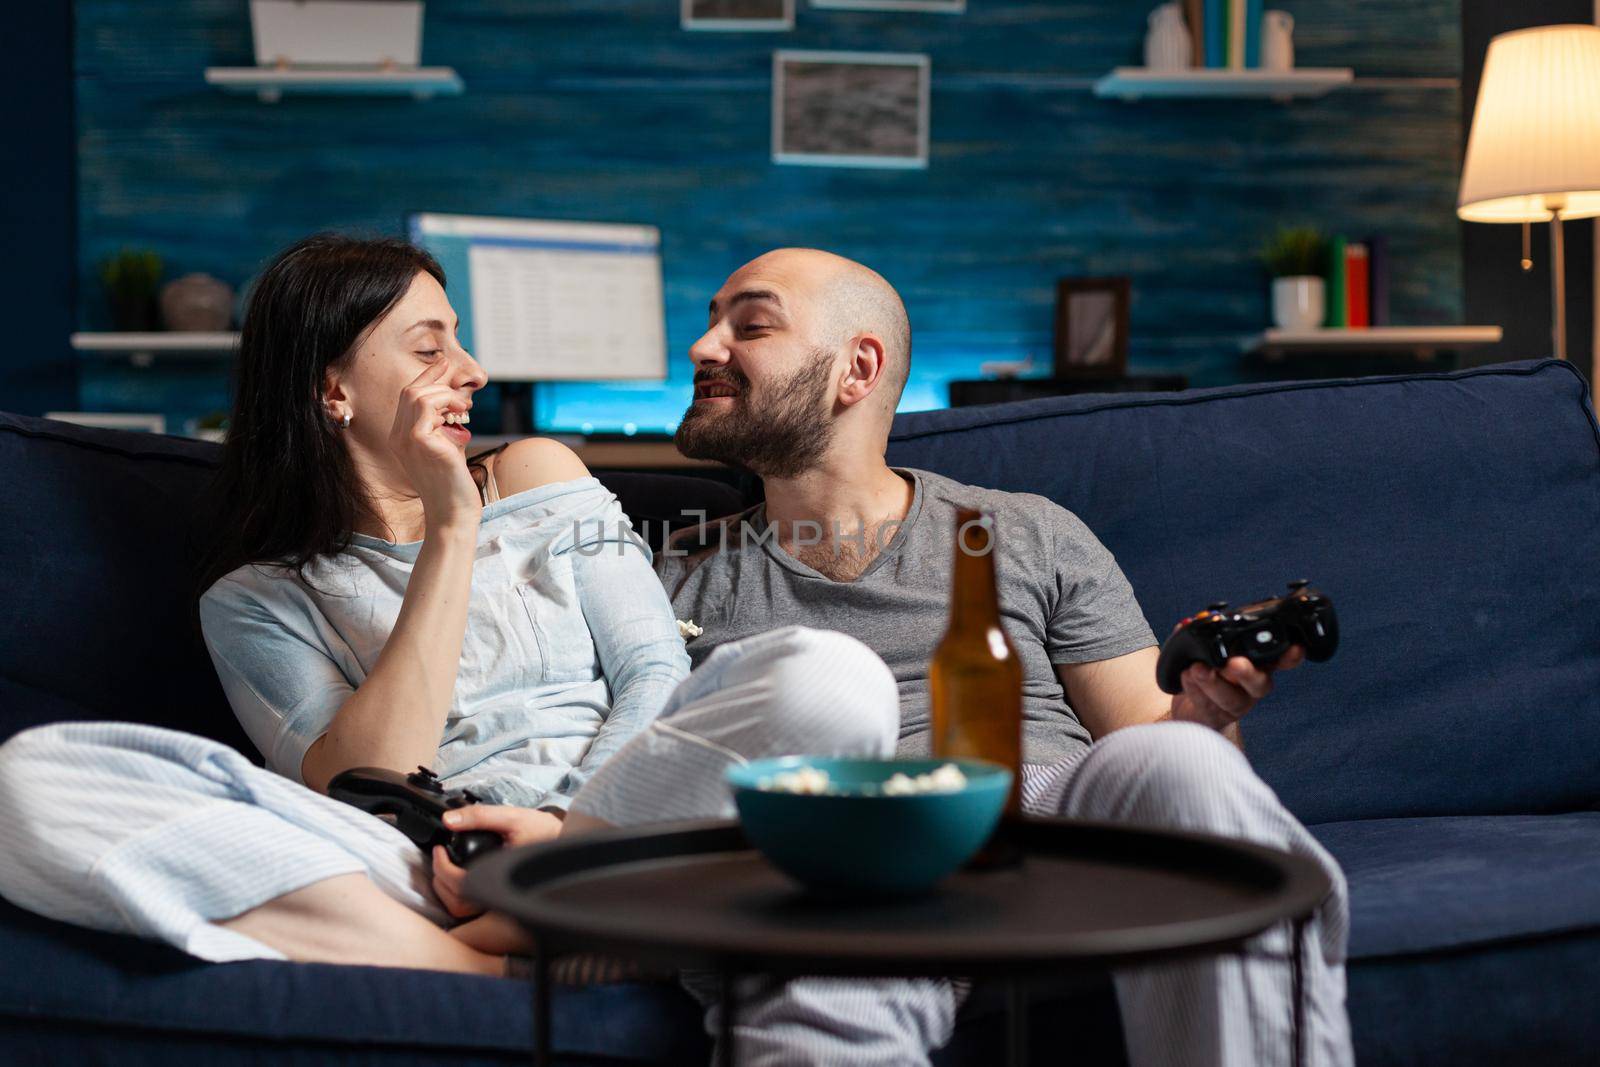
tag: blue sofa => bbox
[3,358,1597,1064]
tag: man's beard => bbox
[675,350,836,478]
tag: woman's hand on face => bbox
[429,804,564,919]
[388,358,482,532]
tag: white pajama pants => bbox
[0,626,1352,1067]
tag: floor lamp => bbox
[1457,24,1600,407]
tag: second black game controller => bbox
[1156,580,1339,695]
[327,765,503,867]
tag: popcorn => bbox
[677,618,704,639]
[759,765,833,795]
[881,763,969,796]
[756,763,969,797]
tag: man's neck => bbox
[761,458,914,581]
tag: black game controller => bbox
[1155,580,1339,695]
[327,765,503,867]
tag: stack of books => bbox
[1183,0,1264,69]
[1322,236,1391,329]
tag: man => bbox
[656,248,1353,1067]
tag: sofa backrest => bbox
[0,413,744,759]
[886,359,1600,824]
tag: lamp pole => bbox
[1548,197,1567,362]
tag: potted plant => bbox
[99,248,164,332]
[1260,227,1327,331]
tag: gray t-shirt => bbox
[656,467,1158,767]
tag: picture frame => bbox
[810,0,964,11]
[1053,277,1131,377]
[772,50,931,169]
[250,1,424,66]
[682,0,794,32]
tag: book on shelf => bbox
[1204,0,1227,68]
[1367,235,1391,326]
[1244,0,1262,67]
[1190,0,1264,70]
[1324,235,1348,328]
[1345,242,1370,328]
[1321,235,1391,330]
[1183,0,1205,68]
[1228,0,1246,70]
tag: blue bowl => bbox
[726,757,1012,896]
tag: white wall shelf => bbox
[1246,326,1503,361]
[71,332,239,368]
[204,66,463,103]
[1093,67,1355,101]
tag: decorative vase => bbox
[1144,3,1193,71]
[160,273,235,332]
[1272,276,1325,331]
[1261,10,1295,71]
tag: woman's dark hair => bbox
[193,233,503,600]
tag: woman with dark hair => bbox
[0,234,912,1006]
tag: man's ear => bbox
[837,333,887,409]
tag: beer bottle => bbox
[929,507,1024,819]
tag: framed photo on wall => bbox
[810,0,964,11]
[772,50,930,169]
[682,0,794,31]
[1053,277,1130,377]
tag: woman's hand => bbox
[429,804,564,919]
[388,358,481,532]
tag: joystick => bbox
[327,765,503,867]
[1156,581,1338,695]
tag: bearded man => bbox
[656,248,1354,1067]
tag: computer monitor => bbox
[407,212,668,388]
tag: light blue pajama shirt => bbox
[196,476,691,811]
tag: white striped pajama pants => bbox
[0,625,1351,1066]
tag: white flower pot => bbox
[1272,276,1325,331]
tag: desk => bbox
[948,376,1187,407]
[469,436,724,471]
[1239,327,1505,381]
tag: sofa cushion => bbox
[1346,926,1600,1067]
[887,359,1600,824]
[0,896,711,1062]
[1312,813,1600,959]
[0,414,251,753]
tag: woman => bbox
[0,234,903,982]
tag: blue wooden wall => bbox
[76,0,1463,433]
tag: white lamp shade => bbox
[1458,24,1600,223]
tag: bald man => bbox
[658,249,1354,1067]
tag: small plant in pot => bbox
[1260,227,1326,332]
[100,248,164,332]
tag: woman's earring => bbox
[341,412,351,429]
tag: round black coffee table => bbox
[465,816,1330,1067]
